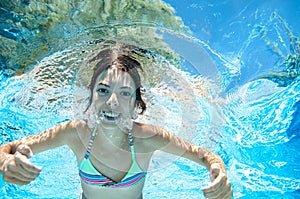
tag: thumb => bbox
[16,144,33,159]
[209,163,221,181]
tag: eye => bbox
[120,88,135,97]
[96,87,110,96]
[120,91,132,97]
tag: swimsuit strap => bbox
[84,124,136,160]
[127,131,136,161]
[79,124,145,188]
[84,123,99,159]
[84,123,136,161]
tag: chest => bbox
[74,133,152,182]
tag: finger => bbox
[201,175,228,198]
[202,179,232,199]
[14,152,42,175]
[201,172,226,192]
[210,165,220,181]
[204,182,233,199]
[3,175,33,185]
[3,168,37,183]
[3,162,38,183]
[6,161,40,181]
[223,186,233,199]
[206,185,232,199]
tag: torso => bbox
[81,179,145,199]
[69,121,155,199]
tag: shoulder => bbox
[55,119,90,142]
[60,119,91,151]
[132,122,172,150]
[58,119,90,132]
[134,122,173,139]
[132,122,160,138]
[69,119,89,130]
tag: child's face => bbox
[92,66,136,127]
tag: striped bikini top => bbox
[79,124,146,188]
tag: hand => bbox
[1,144,42,185]
[201,163,233,199]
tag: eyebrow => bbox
[97,82,109,87]
[120,86,134,90]
[97,83,133,90]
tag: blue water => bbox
[1,0,300,198]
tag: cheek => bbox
[119,98,135,113]
[128,94,135,106]
[91,94,98,106]
[93,92,99,101]
[129,98,136,112]
[91,93,104,108]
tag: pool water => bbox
[1,0,300,198]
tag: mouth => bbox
[102,111,121,121]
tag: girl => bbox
[0,41,232,199]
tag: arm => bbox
[0,120,81,185]
[148,126,233,199]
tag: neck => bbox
[98,125,129,148]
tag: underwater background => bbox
[0,0,299,198]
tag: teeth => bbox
[104,111,119,118]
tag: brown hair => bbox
[85,40,146,113]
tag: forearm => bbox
[182,145,226,173]
[11,120,78,155]
[152,126,227,173]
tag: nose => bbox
[106,93,119,108]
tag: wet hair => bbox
[85,41,146,114]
